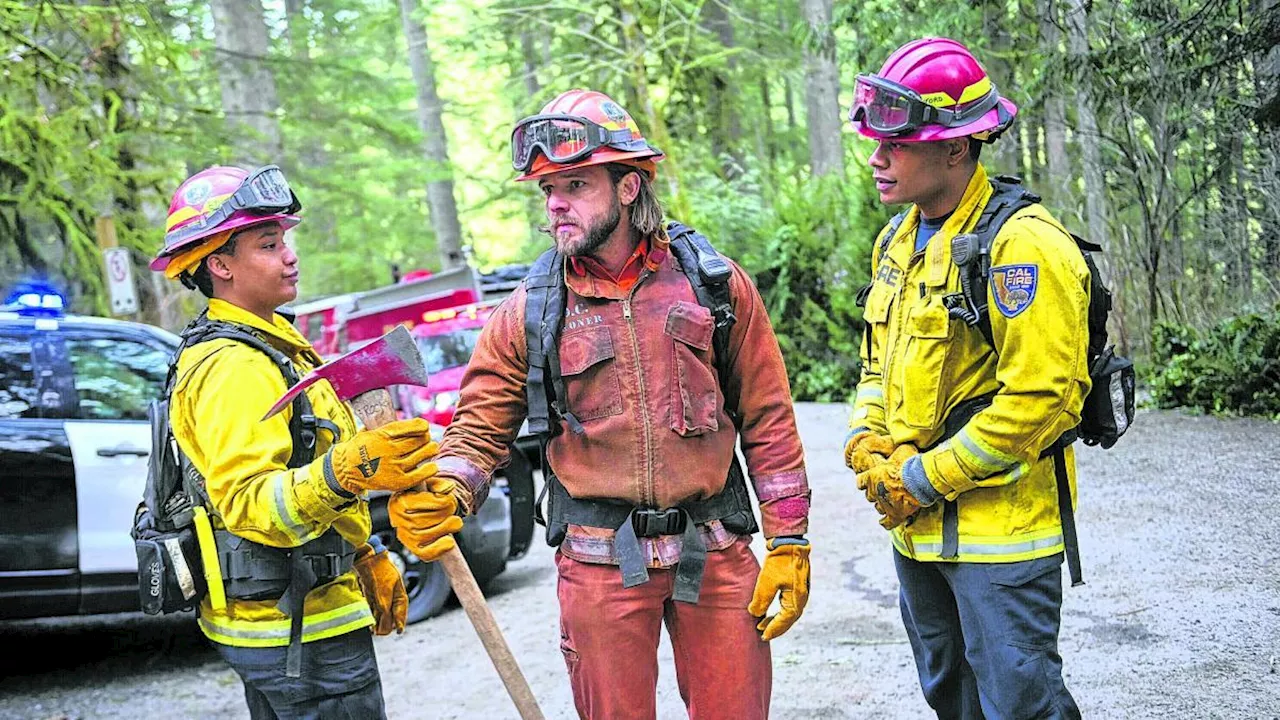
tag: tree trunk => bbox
[1065,0,1108,247]
[800,0,843,177]
[616,0,685,215]
[208,0,284,164]
[519,31,541,101]
[397,0,466,270]
[1038,0,1070,202]
[1252,0,1280,281]
[699,0,742,177]
[283,0,341,261]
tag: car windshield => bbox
[416,328,483,373]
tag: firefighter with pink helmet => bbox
[147,165,448,719]
[847,38,1086,719]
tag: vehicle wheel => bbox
[379,532,452,624]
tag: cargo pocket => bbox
[664,301,719,436]
[559,326,623,422]
[860,279,895,373]
[900,298,953,430]
[981,556,1067,719]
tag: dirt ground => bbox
[2,403,1278,720]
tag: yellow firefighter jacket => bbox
[852,164,1092,563]
[170,298,373,646]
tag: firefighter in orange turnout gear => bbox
[390,89,812,720]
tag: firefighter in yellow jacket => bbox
[846,39,1088,719]
[149,165,453,719]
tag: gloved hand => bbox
[844,430,895,472]
[353,537,408,635]
[859,462,922,530]
[324,418,439,496]
[747,537,811,641]
[856,444,919,500]
[389,478,466,562]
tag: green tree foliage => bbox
[1148,309,1280,417]
[2,0,1276,409]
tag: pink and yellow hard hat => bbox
[151,165,301,278]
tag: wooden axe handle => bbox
[351,388,546,720]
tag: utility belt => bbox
[213,528,356,601]
[135,511,356,677]
[135,517,356,610]
[923,394,1084,586]
[537,454,758,604]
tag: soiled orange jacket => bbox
[435,245,810,567]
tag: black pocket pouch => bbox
[135,527,206,615]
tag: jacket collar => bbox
[882,163,994,288]
[205,298,314,356]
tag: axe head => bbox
[262,324,428,421]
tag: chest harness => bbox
[523,222,757,604]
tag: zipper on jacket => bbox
[622,271,655,507]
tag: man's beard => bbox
[557,196,621,258]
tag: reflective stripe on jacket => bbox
[171,298,373,646]
[852,164,1092,563]
[435,246,810,567]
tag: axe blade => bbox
[261,324,428,421]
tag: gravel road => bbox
[2,403,1278,720]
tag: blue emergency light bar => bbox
[2,282,67,316]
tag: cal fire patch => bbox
[990,264,1038,318]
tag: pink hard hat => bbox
[150,165,301,272]
[849,37,1018,143]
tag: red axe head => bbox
[262,324,428,421]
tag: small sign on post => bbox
[104,247,138,316]
[96,215,138,317]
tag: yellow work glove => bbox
[324,418,439,496]
[859,462,922,530]
[844,430,895,472]
[857,444,919,500]
[747,537,811,641]
[353,537,408,636]
[389,478,465,562]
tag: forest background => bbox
[3,0,1278,411]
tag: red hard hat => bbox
[852,37,1018,143]
[515,89,664,181]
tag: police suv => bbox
[0,288,528,625]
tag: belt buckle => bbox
[633,508,685,538]
[310,553,341,578]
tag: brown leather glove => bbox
[325,418,439,496]
[353,538,408,635]
[389,478,466,562]
[857,444,919,501]
[844,430,895,472]
[859,462,922,530]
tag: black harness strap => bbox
[524,249,584,436]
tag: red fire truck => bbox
[288,265,534,621]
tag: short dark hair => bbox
[968,138,983,162]
[185,234,241,298]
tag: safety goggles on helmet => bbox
[164,165,301,249]
[511,114,654,172]
[849,74,1001,137]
